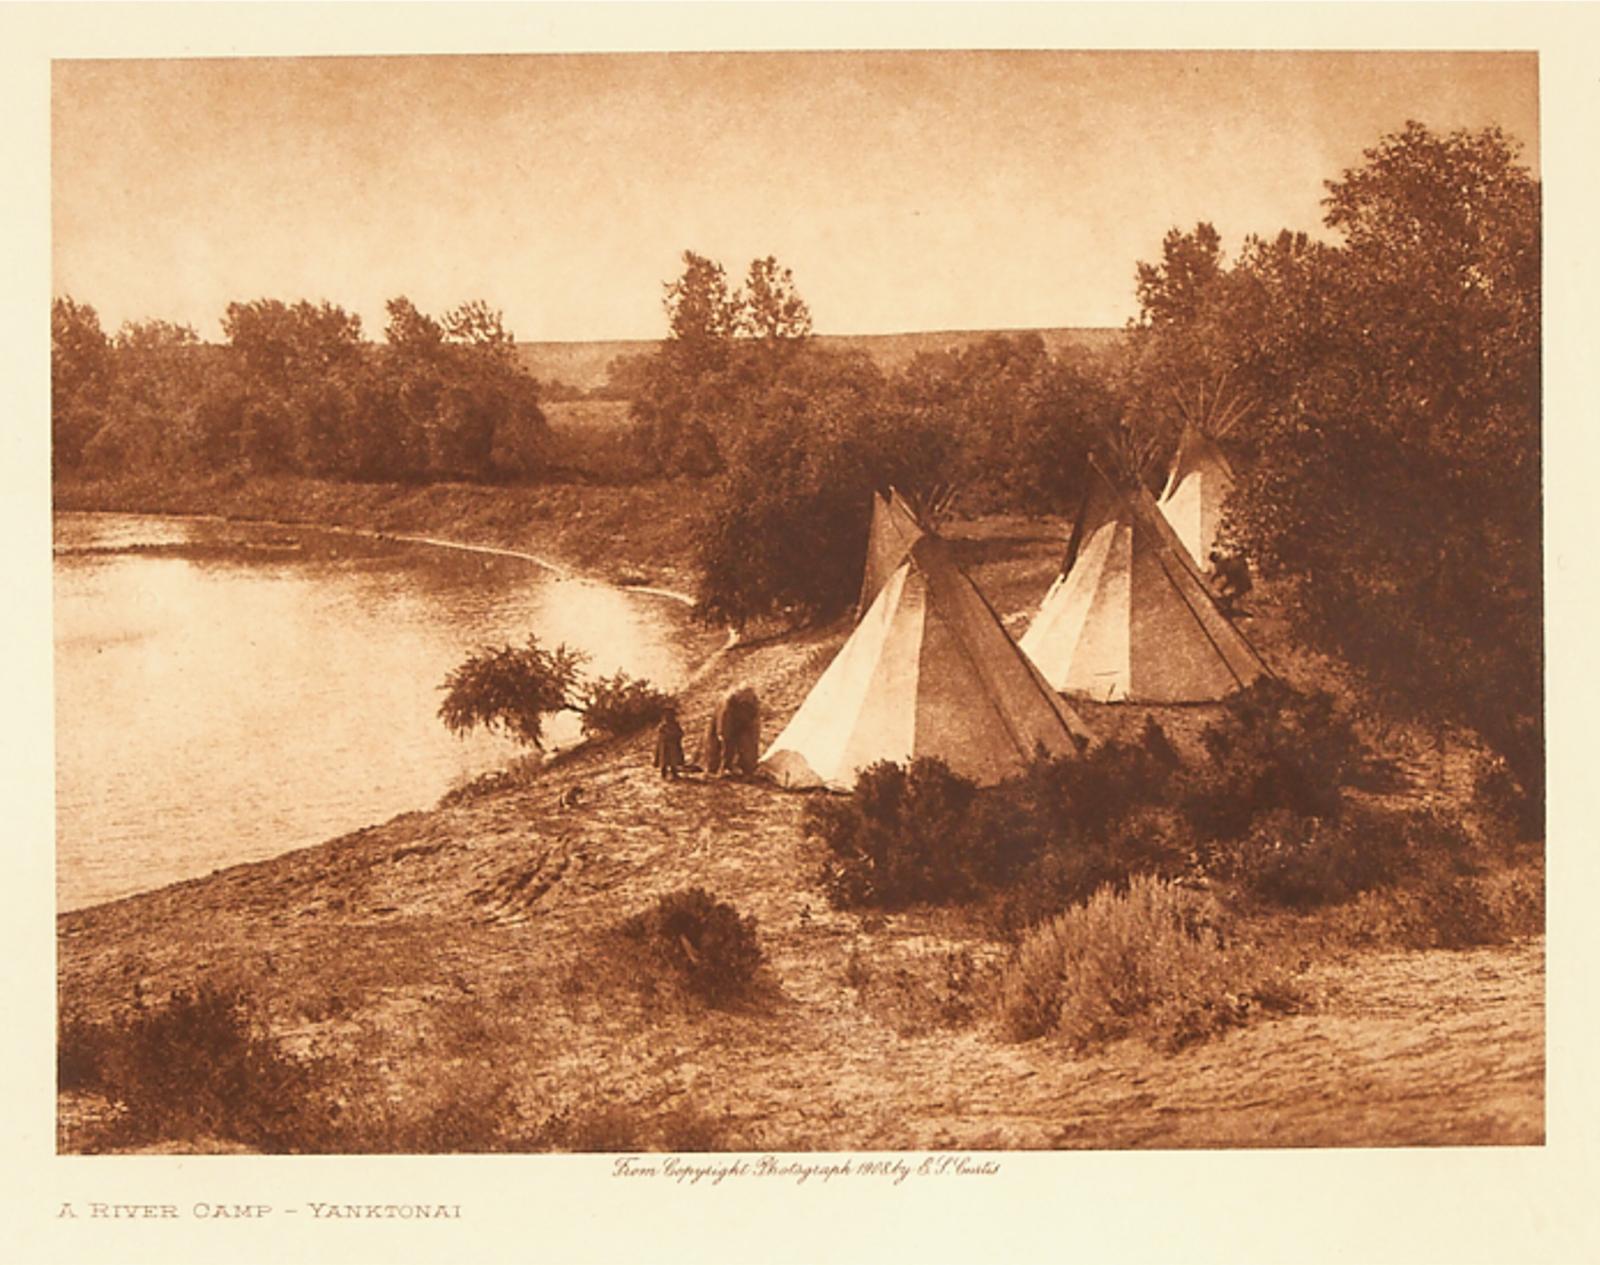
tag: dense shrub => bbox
[978,801,1193,941]
[579,671,675,739]
[1226,809,1397,910]
[998,875,1301,1049]
[1206,802,1474,912]
[810,744,1179,914]
[810,759,982,908]
[57,986,329,1152]
[618,887,764,1006]
[1182,678,1363,839]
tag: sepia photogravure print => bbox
[49,42,1547,1164]
[24,4,1600,1256]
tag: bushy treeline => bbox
[623,250,1119,626]
[52,295,549,484]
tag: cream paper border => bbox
[6,4,1598,1262]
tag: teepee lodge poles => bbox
[1156,371,1251,565]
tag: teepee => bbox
[1157,422,1237,565]
[1019,460,1267,703]
[761,533,1090,791]
[856,489,926,620]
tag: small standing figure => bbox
[653,708,686,780]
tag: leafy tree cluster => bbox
[632,251,1121,627]
[689,345,960,628]
[893,332,1121,512]
[630,251,817,476]
[1124,122,1542,820]
[51,295,549,484]
[685,332,1125,625]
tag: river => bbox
[53,512,710,912]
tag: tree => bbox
[380,296,549,483]
[442,299,517,359]
[632,250,817,477]
[1116,222,1300,480]
[664,250,740,353]
[83,319,206,472]
[739,255,813,348]
[631,251,740,475]
[51,297,112,473]
[438,637,587,751]
[1134,222,1225,329]
[220,298,369,475]
[384,296,444,353]
[1160,123,1543,824]
[692,346,955,629]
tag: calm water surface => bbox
[54,512,707,912]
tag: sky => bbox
[52,50,1539,343]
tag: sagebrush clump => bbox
[618,887,764,1006]
[58,986,332,1152]
[998,875,1301,1050]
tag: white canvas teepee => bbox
[761,533,1090,791]
[1019,461,1267,703]
[855,488,926,620]
[1158,422,1236,564]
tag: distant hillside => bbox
[512,340,658,393]
[515,327,1125,393]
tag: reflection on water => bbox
[54,512,706,912]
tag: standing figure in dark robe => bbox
[653,709,686,780]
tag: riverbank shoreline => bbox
[52,487,728,912]
[55,473,708,603]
